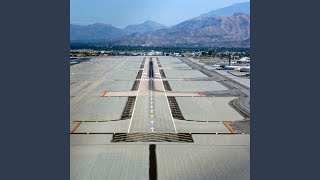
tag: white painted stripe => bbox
[157,59,178,133]
[127,58,145,133]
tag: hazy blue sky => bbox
[71,0,249,28]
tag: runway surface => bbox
[70,56,250,180]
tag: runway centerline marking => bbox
[150,58,155,132]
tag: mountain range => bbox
[70,20,168,41]
[123,20,168,35]
[70,23,125,41]
[70,2,250,47]
[202,2,250,16]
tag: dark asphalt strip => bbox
[149,144,157,180]
[149,59,154,90]
[149,60,154,79]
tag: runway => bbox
[70,56,250,180]
[129,58,176,133]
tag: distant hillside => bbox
[114,13,250,47]
[70,21,167,41]
[70,23,125,41]
[202,2,250,17]
[124,20,168,35]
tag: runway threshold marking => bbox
[127,58,145,133]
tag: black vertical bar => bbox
[149,144,157,180]
[149,60,154,79]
